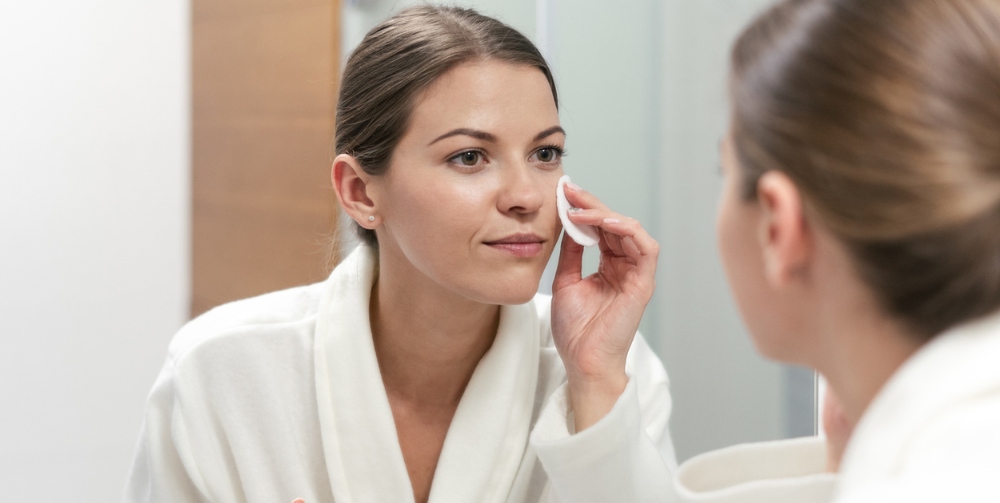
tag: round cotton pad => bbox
[556,175,600,247]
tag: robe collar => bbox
[838,308,1000,493]
[314,246,542,503]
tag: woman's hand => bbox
[550,181,659,432]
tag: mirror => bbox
[3,1,816,500]
[342,0,815,462]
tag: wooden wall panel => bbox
[192,0,340,317]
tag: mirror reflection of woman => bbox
[125,6,675,503]
[556,0,1000,501]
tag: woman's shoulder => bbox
[166,280,327,367]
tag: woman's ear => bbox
[332,153,380,229]
[756,170,812,287]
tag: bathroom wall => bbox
[0,1,190,500]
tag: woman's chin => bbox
[465,278,541,306]
[505,289,540,306]
[490,288,540,306]
[750,331,810,366]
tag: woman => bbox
[708,0,1000,497]
[538,0,1000,501]
[124,6,675,503]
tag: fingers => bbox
[566,210,658,263]
[552,231,584,291]
[599,218,659,286]
[564,184,651,248]
[562,183,659,287]
[621,234,642,260]
[563,179,611,212]
[600,227,624,257]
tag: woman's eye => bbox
[451,150,482,167]
[532,146,564,164]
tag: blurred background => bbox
[0,0,813,500]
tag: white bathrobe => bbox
[543,310,1000,502]
[123,245,677,503]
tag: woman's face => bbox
[370,60,564,305]
[717,132,792,360]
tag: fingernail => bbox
[568,207,582,213]
[567,182,583,191]
[604,218,621,224]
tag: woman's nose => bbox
[497,163,544,215]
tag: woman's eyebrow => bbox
[428,128,497,145]
[428,126,566,146]
[534,126,566,142]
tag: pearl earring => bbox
[368,215,375,222]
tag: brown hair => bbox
[730,0,1000,339]
[335,5,557,248]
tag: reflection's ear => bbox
[756,171,811,287]
[332,154,379,229]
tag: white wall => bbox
[655,0,792,459]
[0,1,189,501]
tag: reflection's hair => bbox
[731,0,1000,339]
[336,6,557,248]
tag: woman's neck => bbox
[369,253,501,408]
[809,263,925,426]
[817,314,922,426]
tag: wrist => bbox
[566,370,628,433]
[564,351,628,382]
[566,368,628,395]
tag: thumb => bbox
[553,232,584,292]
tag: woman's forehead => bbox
[405,60,560,145]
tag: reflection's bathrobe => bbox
[124,245,677,503]
[540,309,1000,502]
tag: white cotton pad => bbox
[556,175,600,247]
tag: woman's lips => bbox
[485,234,545,257]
